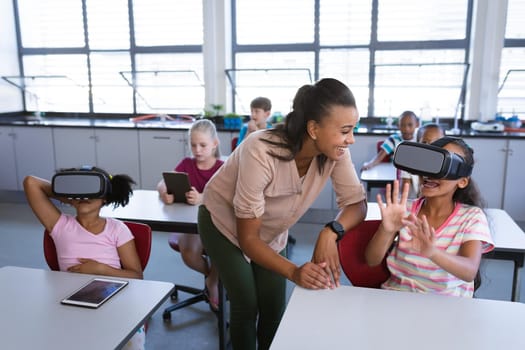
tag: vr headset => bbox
[52,166,111,199]
[393,140,472,180]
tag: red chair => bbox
[377,140,392,163]
[231,136,239,152]
[337,220,390,288]
[43,221,152,271]
[162,233,212,321]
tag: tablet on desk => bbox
[61,278,129,309]
[162,171,191,203]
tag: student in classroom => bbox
[156,119,224,311]
[400,122,445,198]
[365,137,494,297]
[236,96,272,147]
[198,78,367,350]
[23,167,146,350]
[361,110,420,171]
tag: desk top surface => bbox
[360,162,397,181]
[271,286,525,350]
[0,266,174,350]
[100,189,198,232]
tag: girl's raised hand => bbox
[291,262,332,290]
[401,214,437,258]
[377,180,409,233]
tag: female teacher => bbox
[198,78,367,350]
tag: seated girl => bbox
[365,137,494,297]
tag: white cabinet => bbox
[444,137,525,221]
[463,138,507,209]
[93,129,140,186]
[53,127,141,187]
[0,126,55,190]
[138,129,188,190]
[54,128,96,168]
[217,130,234,156]
[503,139,525,221]
[0,126,19,190]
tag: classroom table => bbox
[359,162,397,195]
[101,189,198,233]
[270,285,525,350]
[100,189,229,350]
[0,266,174,350]
[366,203,525,302]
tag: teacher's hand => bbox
[312,229,341,288]
[291,262,332,289]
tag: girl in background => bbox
[24,167,145,350]
[157,119,224,311]
[366,137,494,297]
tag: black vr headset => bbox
[393,139,473,180]
[52,166,111,199]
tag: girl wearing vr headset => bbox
[24,168,145,350]
[365,137,494,297]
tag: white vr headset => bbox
[393,138,473,180]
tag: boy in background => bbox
[236,96,272,147]
[361,110,419,171]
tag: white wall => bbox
[0,0,23,112]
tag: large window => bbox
[231,0,472,120]
[498,0,525,117]
[12,0,204,115]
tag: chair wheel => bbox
[162,311,171,321]
[170,291,178,300]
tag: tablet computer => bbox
[61,278,129,309]
[162,171,191,203]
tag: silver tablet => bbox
[61,278,129,309]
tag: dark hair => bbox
[430,137,485,208]
[400,110,418,122]
[250,96,272,111]
[263,78,357,172]
[416,123,445,142]
[59,166,136,209]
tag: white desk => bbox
[0,266,174,350]
[100,189,198,233]
[360,162,397,194]
[366,203,525,301]
[270,286,525,350]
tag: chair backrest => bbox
[377,140,392,163]
[338,220,390,288]
[43,220,152,271]
[231,137,239,152]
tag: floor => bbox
[0,200,523,350]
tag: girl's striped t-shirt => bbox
[382,198,494,297]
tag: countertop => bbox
[1,114,525,139]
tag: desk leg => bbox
[487,252,524,302]
[511,256,524,302]
[218,280,229,350]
